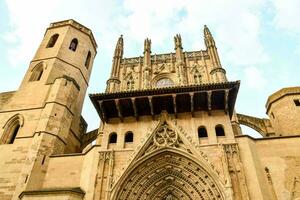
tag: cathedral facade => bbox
[0,19,299,200]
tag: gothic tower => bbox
[0,19,97,199]
[0,20,299,200]
[90,26,248,199]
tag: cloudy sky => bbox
[0,0,299,137]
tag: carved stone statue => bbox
[165,194,173,200]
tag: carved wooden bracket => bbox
[115,99,123,122]
[131,98,139,121]
[207,91,212,115]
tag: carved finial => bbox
[204,25,215,47]
[114,35,124,57]
[204,25,212,37]
[174,34,182,49]
[144,38,151,53]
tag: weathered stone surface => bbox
[0,19,299,200]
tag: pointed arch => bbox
[1,114,24,144]
[46,34,59,48]
[111,114,228,199]
[29,62,45,82]
[111,148,226,200]
[69,38,78,51]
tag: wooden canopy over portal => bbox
[89,81,240,123]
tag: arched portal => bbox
[113,149,224,200]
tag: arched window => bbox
[46,34,59,48]
[29,63,44,82]
[85,51,91,69]
[1,114,23,144]
[69,38,78,51]
[109,132,117,143]
[8,124,20,144]
[215,125,225,136]
[125,131,133,143]
[198,126,208,138]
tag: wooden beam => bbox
[172,94,177,118]
[115,99,123,122]
[224,89,229,114]
[189,93,194,117]
[131,98,139,121]
[207,91,212,115]
[99,101,107,123]
[148,97,155,119]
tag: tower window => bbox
[294,99,300,106]
[69,38,78,51]
[46,34,59,48]
[29,63,44,82]
[215,125,225,136]
[1,114,23,144]
[8,124,20,144]
[125,131,134,143]
[198,126,208,138]
[109,132,117,143]
[85,51,91,69]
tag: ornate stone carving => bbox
[154,122,178,147]
[113,151,225,200]
[223,144,249,200]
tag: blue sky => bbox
[0,0,299,136]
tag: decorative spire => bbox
[114,35,123,57]
[174,34,182,49]
[204,25,215,47]
[144,38,151,53]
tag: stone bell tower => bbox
[0,19,97,200]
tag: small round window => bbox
[156,78,174,88]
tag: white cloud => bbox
[3,0,277,130]
[4,0,269,67]
[244,66,266,89]
[271,0,300,55]
[272,0,300,33]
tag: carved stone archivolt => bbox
[153,122,178,147]
[110,113,229,200]
[112,151,224,200]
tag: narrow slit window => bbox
[85,51,91,68]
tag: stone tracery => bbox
[112,120,226,200]
[113,150,224,200]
